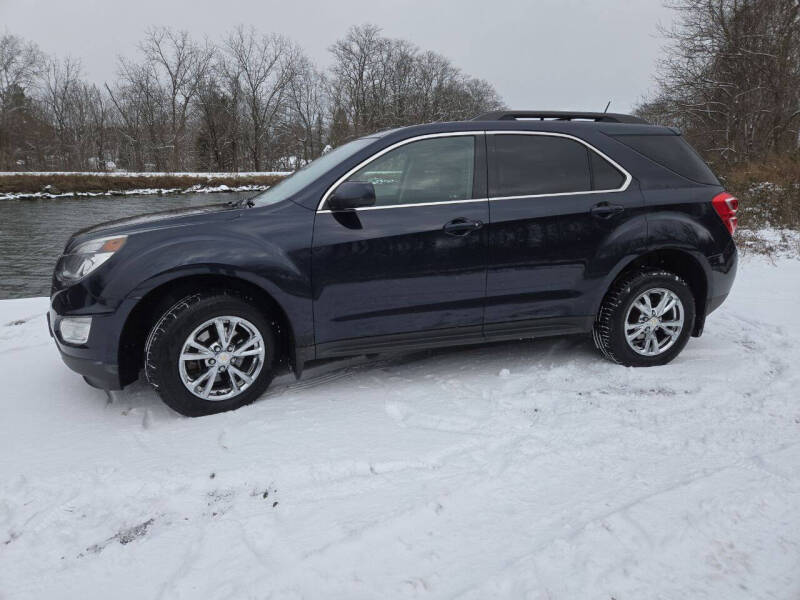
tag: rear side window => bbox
[611,134,719,185]
[492,135,590,197]
[490,134,626,197]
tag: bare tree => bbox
[84,83,114,170]
[195,63,230,170]
[329,24,395,136]
[224,26,292,171]
[106,28,211,171]
[639,0,800,164]
[1,25,505,172]
[110,56,166,170]
[285,51,327,164]
[328,25,503,140]
[40,56,83,169]
[0,34,43,102]
[0,34,44,168]
[139,27,212,170]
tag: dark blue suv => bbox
[49,111,738,416]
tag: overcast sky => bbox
[1,0,674,113]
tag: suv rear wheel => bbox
[145,291,276,416]
[594,270,696,367]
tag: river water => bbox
[0,192,254,299]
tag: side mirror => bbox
[328,181,376,211]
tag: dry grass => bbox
[718,157,800,231]
[719,156,800,256]
[0,173,285,195]
[720,155,800,186]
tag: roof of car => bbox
[369,114,676,140]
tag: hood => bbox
[71,203,235,241]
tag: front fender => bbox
[77,202,314,346]
[116,229,312,347]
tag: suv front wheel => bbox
[144,291,276,416]
[594,270,696,367]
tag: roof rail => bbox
[472,110,648,124]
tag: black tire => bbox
[593,269,695,367]
[144,291,276,416]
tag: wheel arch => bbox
[118,273,298,387]
[600,247,710,336]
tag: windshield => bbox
[250,137,376,206]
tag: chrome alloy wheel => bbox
[178,316,266,401]
[623,288,685,357]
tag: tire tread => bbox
[144,290,273,416]
[593,269,692,366]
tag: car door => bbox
[312,133,489,350]
[485,131,645,331]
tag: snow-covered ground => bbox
[1,256,799,599]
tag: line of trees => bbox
[0,24,503,172]
[638,0,800,166]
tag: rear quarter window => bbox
[611,134,719,185]
[589,152,625,190]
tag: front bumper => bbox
[48,307,125,390]
[61,353,123,390]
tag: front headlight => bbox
[55,235,127,284]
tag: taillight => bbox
[712,192,738,235]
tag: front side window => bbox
[346,136,475,206]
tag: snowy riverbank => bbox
[0,171,290,200]
[0,183,271,201]
[1,255,799,598]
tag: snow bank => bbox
[1,256,799,598]
[0,184,272,201]
[737,228,800,258]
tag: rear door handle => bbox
[443,218,483,236]
[590,202,625,218]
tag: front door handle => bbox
[443,218,483,236]
[590,202,625,218]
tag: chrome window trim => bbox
[316,130,632,213]
[320,198,488,213]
